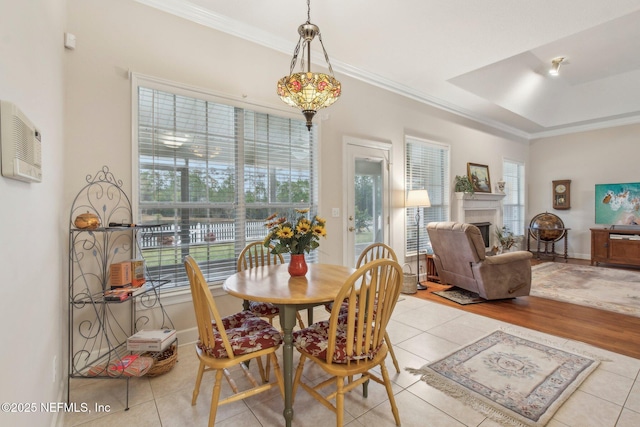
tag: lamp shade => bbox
[406,189,431,207]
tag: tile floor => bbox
[63,296,640,426]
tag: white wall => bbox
[0,1,66,427]
[529,124,640,259]
[61,0,531,340]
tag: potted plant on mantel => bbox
[454,175,475,197]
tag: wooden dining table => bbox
[223,263,355,427]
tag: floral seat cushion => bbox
[198,310,283,359]
[325,299,378,316]
[323,300,347,313]
[248,300,280,317]
[293,315,381,364]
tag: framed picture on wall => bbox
[467,163,492,193]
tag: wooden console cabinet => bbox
[591,228,640,267]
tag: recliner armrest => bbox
[481,251,533,265]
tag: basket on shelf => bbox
[142,343,177,377]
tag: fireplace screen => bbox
[470,222,491,248]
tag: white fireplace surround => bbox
[454,192,506,248]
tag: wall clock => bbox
[552,180,571,210]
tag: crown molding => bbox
[135,0,640,142]
[529,115,640,139]
[135,0,532,139]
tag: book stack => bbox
[103,284,148,301]
[103,288,130,302]
[127,329,176,352]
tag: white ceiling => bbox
[136,0,640,139]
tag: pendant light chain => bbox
[316,32,335,76]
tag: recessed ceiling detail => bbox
[136,0,640,139]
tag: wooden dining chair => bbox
[184,256,284,427]
[292,258,403,427]
[325,242,401,373]
[237,241,306,381]
[237,241,306,330]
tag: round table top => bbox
[223,263,356,305]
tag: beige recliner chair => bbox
[426,221,532,300]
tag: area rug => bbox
[407,330,599,427]
[531,263,640,317]
[433,287,487,305]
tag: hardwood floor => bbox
[411,258,640,359]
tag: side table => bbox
[425,254,440,283]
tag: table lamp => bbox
[406,189,431,290]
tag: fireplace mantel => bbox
[455,192,506,209]
[454,192,506,247]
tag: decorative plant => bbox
[263,209,327,254]
[496,226,516,250]
[454,175,475,194]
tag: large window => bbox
[405,137,450,256]
[134,80,318,289]
[503,158,525,235]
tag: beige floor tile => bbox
[616,408,640,427]
[73,400,160,427]
[395,331,460,362]
[405,379,486,427]
[60,294,640,427]
[579,368,634,406]
[155,382,249,426]
[359,389,467,427]
[552,389,622,427]
[64,376,153,426]
[392,305,465,332]
[625,381,640,413]
[384,318,423,344]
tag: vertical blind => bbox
[405,137,450,256]
[503,159,525,235]
[136,85,318,288]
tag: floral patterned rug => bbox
[407,330,599,427]
[531,263,640,317]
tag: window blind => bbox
[405,137,450,256]
[503,159,525,236]
[136,85,318,289]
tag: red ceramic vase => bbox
[288,254,308,276]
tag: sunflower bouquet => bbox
[263,209,327,255]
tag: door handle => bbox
[348,226,355,232]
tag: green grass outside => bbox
[356,231,373,244]
[142,233,373,268]
[142,242,236,267]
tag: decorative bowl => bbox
[74,212,100,229]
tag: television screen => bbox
[595,182,640,225]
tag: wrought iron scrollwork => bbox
[68,166,174,408]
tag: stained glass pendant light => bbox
[277,0,341,130]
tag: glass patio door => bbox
[344,140,390,267]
